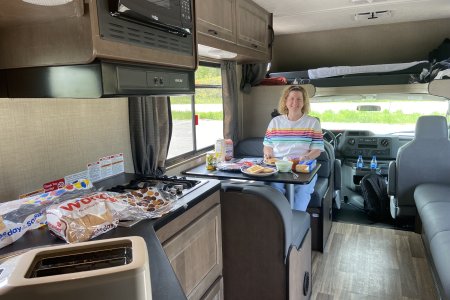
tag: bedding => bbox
[268,60,432,87]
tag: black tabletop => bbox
[182,161,321,185]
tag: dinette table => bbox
[182,158,321,209]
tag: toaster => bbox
[0,236,151,300]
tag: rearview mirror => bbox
[357,105,381,111]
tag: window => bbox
[310,93,449,135]
[167,63,224,159]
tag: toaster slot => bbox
[27,241,133,278]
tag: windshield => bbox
[310,93,449,135]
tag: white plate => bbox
[240,166,278,177]
[263,158,279,166]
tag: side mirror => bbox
[357,105,381,111]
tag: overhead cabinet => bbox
[196,0,236,44]
[236,0,270,53]
[196,0,272,62]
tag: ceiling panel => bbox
[253,0,450,34]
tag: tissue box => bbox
[295,159,317,173]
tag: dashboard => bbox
[335,130,412,160]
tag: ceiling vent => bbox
[354,10,392,21]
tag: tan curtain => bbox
[128,96,171,175]
[221,61,239,143]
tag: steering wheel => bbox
[322,129,337,148]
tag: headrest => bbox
[415,116,449,140]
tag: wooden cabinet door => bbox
[236,0,270,53]
[161,203,222,300]
[197,0,236,43]
[200,277,223,300]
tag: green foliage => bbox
[172,111,224,120]
[309,109,443,124]
[170,88,223,104]
[195,66,222,85]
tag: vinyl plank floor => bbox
[311,222,438,300]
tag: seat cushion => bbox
[308,177,329,208]
[234,137,264,157]
[430,231,450,299]
[291,210,311,249]
[418,202,450,244]
[414,183,450,213]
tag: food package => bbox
[225,139,234,161]
[115,187,174,218]
[295,159,317,173]
[46,191,126,243]
[0,179,93,249]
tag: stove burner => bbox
[108,176,205,197]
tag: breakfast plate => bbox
[241,165,278,177]
[263,158,279,166]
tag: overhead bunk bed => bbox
[268,60,432,87]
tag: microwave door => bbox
[108,0,190,33]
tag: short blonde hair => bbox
[278,85,311,115]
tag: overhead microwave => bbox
[108,0,193,36]
[0,0,197,70]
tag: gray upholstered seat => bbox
[221,183,311,300]
[388,115,450,218]
[234,136,341,251]
[414,183,450,299]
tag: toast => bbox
[264,158,278,165]
[246,165,265,174]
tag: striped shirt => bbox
[263,114,324,158]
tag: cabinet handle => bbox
[268,25,275,48]
[208,29,218,35]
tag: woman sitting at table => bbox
[263,85,324,211]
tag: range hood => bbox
[2,60,195,98]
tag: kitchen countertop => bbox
[0,173,222,300]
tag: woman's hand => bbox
[263,146,273,160]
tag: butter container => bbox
[295,159,317,173]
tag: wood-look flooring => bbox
[311,222,438,300]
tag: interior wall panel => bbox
[271,18,450,72]
[0,98,134,202]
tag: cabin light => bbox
[22,0,73,6]
[198,44,237,60]
[354,10,392,21]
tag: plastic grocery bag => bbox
[0,179,93,249]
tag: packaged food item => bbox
[46,191,126,243]
[225,139,233,161]
[215,139,226,162]
[295,160,317,173]
[206,151,216,170]
[0,179,93,249]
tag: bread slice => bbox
[262,167,275,173]
[246,165,265,174]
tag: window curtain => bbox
[240,63,269,94]
[221,61,239,143]
[128,96,172,175]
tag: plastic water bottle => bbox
[370,155,377,170]
[356,155,364,169]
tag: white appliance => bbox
[0,236,151,300]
